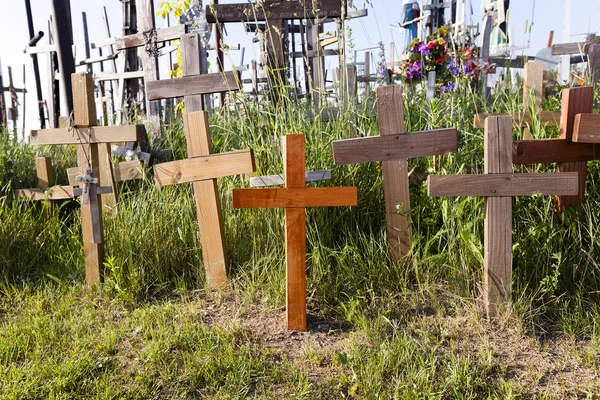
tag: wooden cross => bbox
[331,85,458,261]
[427,116,578,316]
[147,32,246,288]
[232,134,357,331]
[27,73,144,286]
[513,86,599,211]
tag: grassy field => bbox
[2,79,600,399]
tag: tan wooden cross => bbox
[27,73,144,286]
[332,85,458,261]
[153,110,255,288]
[513,86,600,211]
[232,134,358,331]
[146,32,245,289]
[427,116,578,317]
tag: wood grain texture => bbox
[284,135,305,188]
[523,61,544,111]
[182,32,205,112]
[113,160,143,182]
[73,73,103,287]
[249,170,331,187]
[17,186,77,200]
[114,25,186,50]
[332,128,457,165]
[285,207,307,331]
[186,111,228,288]
[377,85,411,260]
[232,187,358,208]
[153,149,255,186]
[206,0,344,23]
[512,138,600,164]
[146,71,240,101]
[557,86,593,210]
[473,111,561,129]
[29,125,143,145]
[427,173,579,197]
[483,116,513,318]
[98,143,118,215]
[35,157,55,189]
[572,114,600,143]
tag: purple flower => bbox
[413,42,425,54]
[447,61,455,69]
[448,82,456,90]
[464,67,470,74]
[452,68,460,76]
[441,86,447,93]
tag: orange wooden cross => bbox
[332,85,458,260]
[513,86,600,211]
[25,73,144,286]
[232,134,358,331]
[428,116,578,316]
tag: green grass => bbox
[2,79,600,398]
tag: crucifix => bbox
[27,73,144,286]
[206,0,345,100]
[427,116,578,316]
[423,0,450,35]
[112,1,187,139]
[332,85,458,261]
[513,86,597,211]
[233,134,358,331]
[148,32,246,288]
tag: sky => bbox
[0,0,599,135]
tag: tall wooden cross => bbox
[513,86,599,211]
[332,85,458,260]
[232,134,358,331]
[427,116,578,316]
[28,72,144,286]
[147,32,246,288]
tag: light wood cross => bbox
[27,72,144,286]
[427,116,578,317]
[513,86,600,211]
[332,85,458,261]
[232,134,358,331]
[147,32,246,289]
[153,111,255,288]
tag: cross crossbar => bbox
[332,128,457,165]
[249,170,331,187]
[29,125,144,145]
[232,187,358,208]
[427,173,579,197]
[154,149,255,186]
[146,71,239,100]
[572,114,600,143]
[17,185,112,201]
[206,0,344,23]
[513,138,600,164]
[114,25,186,51]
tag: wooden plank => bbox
[483,116,513,318]
[512,138,600,164]
[427,173,579,197]
[474,111,561,129]
[94,70,145,81]
[146,71,239,101]
[377,85,411,260]
[557,86,594,210]
[18,186,76,200]
[29,125,143,145]
[114,24,186,50]
[551,42,588,55]
[72,73,104,287]
[292,49,340,58]
[114,160,143,181]
[98,143,118,214]
[332,128,457,165]
[249,170,331,187]
[573,114,600,143]
[153,149,255,186]
[523,61,544,110]
[285,207,307,331]
[284,135,305,188]
[231,187,358,208]
[588,44,600,87]
[206,0,344,23]
[35,157,55,189]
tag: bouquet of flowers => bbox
[394,27,450,83]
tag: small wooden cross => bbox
[147,32,246,289]
[332,85,458,261]
[232,134,358,331]
[428,116,578,316]
[27,72,144,286]
[513,86,599,211]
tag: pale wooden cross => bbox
[513,86,600,211]
[332,85,458,261]
[27,72,144,286]
[232,134,358,331]
[427,116,578,316]
[147,32,245,289]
